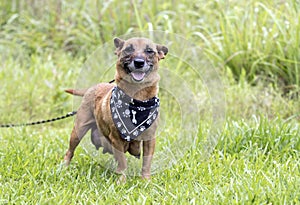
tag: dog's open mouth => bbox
[130,71,146,82]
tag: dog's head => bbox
[114,37,168,84]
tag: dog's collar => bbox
[110,86,159,142]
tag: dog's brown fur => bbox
[64,37,168,180]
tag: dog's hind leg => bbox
[64,122,96,165]
[64,127,82,165]
[64,102,95,165]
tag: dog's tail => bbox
[65,89,87,96]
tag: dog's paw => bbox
[63,158,70,166]
[116,174,127,184]
[64,151,74,166]
[63,156,71,166]
[63,160,70,167]
[141,174,151,180]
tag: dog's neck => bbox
[115,78,159,101]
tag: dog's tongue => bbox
[131,71,145,81]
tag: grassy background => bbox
[0,0,300,204]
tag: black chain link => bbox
[0,111,77,128]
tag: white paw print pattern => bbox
[117,122,122,128]
[116,100,122,108]
[139,126,146,132]
[125,136,131,141]
[153,113,157,120]
[121,128,126,134]
[122,109,130,118]
[137,106,146,111]
[146,119,152,125]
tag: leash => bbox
[0,79,115,128]
[0,111,77,128]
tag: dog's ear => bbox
[156,44,168,60]
[114,37,125,55]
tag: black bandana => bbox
[110,87,159,142]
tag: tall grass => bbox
[210,1,300,92]
[1,0,299,93]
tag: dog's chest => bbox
[110,87,159,141]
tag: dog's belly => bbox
[90,125,113,154]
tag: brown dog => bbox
[64,37,168,180]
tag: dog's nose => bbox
[133,58,145,69]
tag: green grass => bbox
[1,0,300,204]
[1,118,299,204]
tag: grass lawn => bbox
[1,0,300,204]
[1,117,299,204]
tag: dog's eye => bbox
[124,45,134,53]
[145,48,155,54]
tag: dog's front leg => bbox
[111,138,127,184]
[111,136,127,174]
[141,138,156,179]
[113,147,127,175]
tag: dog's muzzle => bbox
[126,57,153,82]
